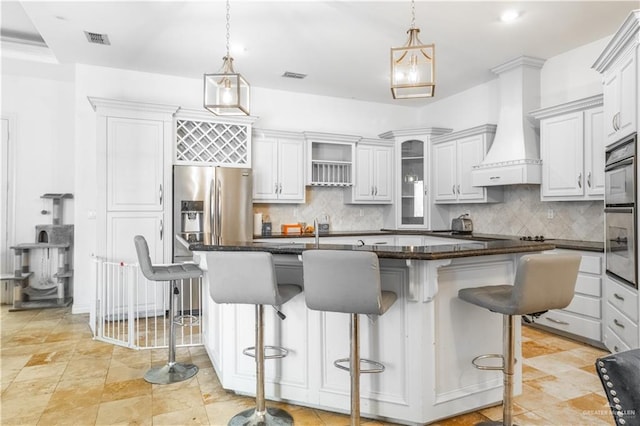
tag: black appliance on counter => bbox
[604,133,637,289]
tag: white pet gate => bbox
[92,257,203,349]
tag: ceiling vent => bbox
[282,71,307,79]
[84,31,110,45]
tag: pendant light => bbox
[204,0,250,115]
[390,0,435,99]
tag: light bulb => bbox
[409,54,419,83]
[221,79,233,105]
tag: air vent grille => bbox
[84,31,110,45]
[282,71,307,79]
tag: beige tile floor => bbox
[0,305,615,425]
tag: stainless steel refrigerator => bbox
[173,165,253,263]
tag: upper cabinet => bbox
[431,125,503,205]
[592,10,639,146]
[345,138,394,204]
[530,95,605,201]
[304,132,359,187]
[252,129,305,203]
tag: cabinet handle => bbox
[545,317,569,325]
[279,183,283,194]
[587,172,591,188]
[159,184,163,206]
[613,319,625,329]
[274,183,279,194]
[457,184,460,194]
[452,185,456,194]
[614,345,620,352]
[374,186,378,196]
[614,293,625,301]
[577,173,582,189]
[160,219,163,240]
[371,186,375,196]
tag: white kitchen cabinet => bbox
[431,124,503,204]
[345,138,393,204]
[304,131,359,187]
[604,275,639,352]
[252,129,305,203]
[90,97,178,266]
[531,250,604,346]
[531,96,605,201]
[593,11,639,147]
[378,127,453,230]
[107,117,165,212]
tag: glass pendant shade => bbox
[391,28,435,99]
[204,56,250,116]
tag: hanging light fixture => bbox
[390,0,435,99]
[204,0,250,115]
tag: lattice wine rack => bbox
[176,119,249,165]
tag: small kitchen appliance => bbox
[451,214,473,234]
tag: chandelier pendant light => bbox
[204,0,250,115]
[390,0,435,99]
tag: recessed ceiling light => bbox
[500,10,520,23]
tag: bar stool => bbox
[134,235,203,384]
[206,251,302,426]
[302,250,397,426]
[458,253,581,426]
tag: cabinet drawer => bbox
[605,302,639,348]
[564,294,601,319]
[575,274,601,297]
[578,254,602,275]
[605,276,638,322]
[604,326,632,353]
[537,309,601,342]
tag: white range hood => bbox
[471,56,546,186]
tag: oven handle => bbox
[605,157,634,171]
[604,207,634,214]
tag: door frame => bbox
[1,115,16,275]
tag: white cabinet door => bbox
[277,138,305,201]
[603,51,637,146]
[107,117,164,211]
[252,134,305,203]
[584,107,605,197]
[541,112,584,198]
[457,135,485,201]
[354,144,375,201]
[433,141,457,202]
[252,137,279,201]
[372,145,393,202]
[107,212,164,264]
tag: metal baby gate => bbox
[92,257,203,349]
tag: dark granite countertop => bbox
[253,229,604,253]
[191,238,555,261]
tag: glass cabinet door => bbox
[400,140,425,226]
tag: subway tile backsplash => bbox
[253,185,604,242]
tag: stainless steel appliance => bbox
[604,133,637,289]
[451,214,473,234]
[173,165,253,263]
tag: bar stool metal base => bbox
[144,362,199,385]
[228,407,293,426]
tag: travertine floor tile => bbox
[153,405,210,425]
[95,395,153,425]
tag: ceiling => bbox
[1,1,638,106]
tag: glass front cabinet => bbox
[380,128,452,229]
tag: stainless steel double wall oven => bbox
[604,133,637,288]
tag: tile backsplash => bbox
[253,185,604,242]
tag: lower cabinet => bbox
[530,249,604,346]
[603,274,639,352]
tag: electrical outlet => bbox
[359,208,364,217]
[293,208,298,218]
[547,209,554,219]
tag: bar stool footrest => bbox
[471,354,505,371]
[334,357,385,373]
[242,345,289,360]
[173,314,199,327]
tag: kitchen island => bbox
[191,238,554,425]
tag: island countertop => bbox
[190,238,555,260]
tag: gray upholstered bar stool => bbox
[302,250,397,426]
[206,251,302,426]
[134,235,203,384]
[458,253,581,426]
